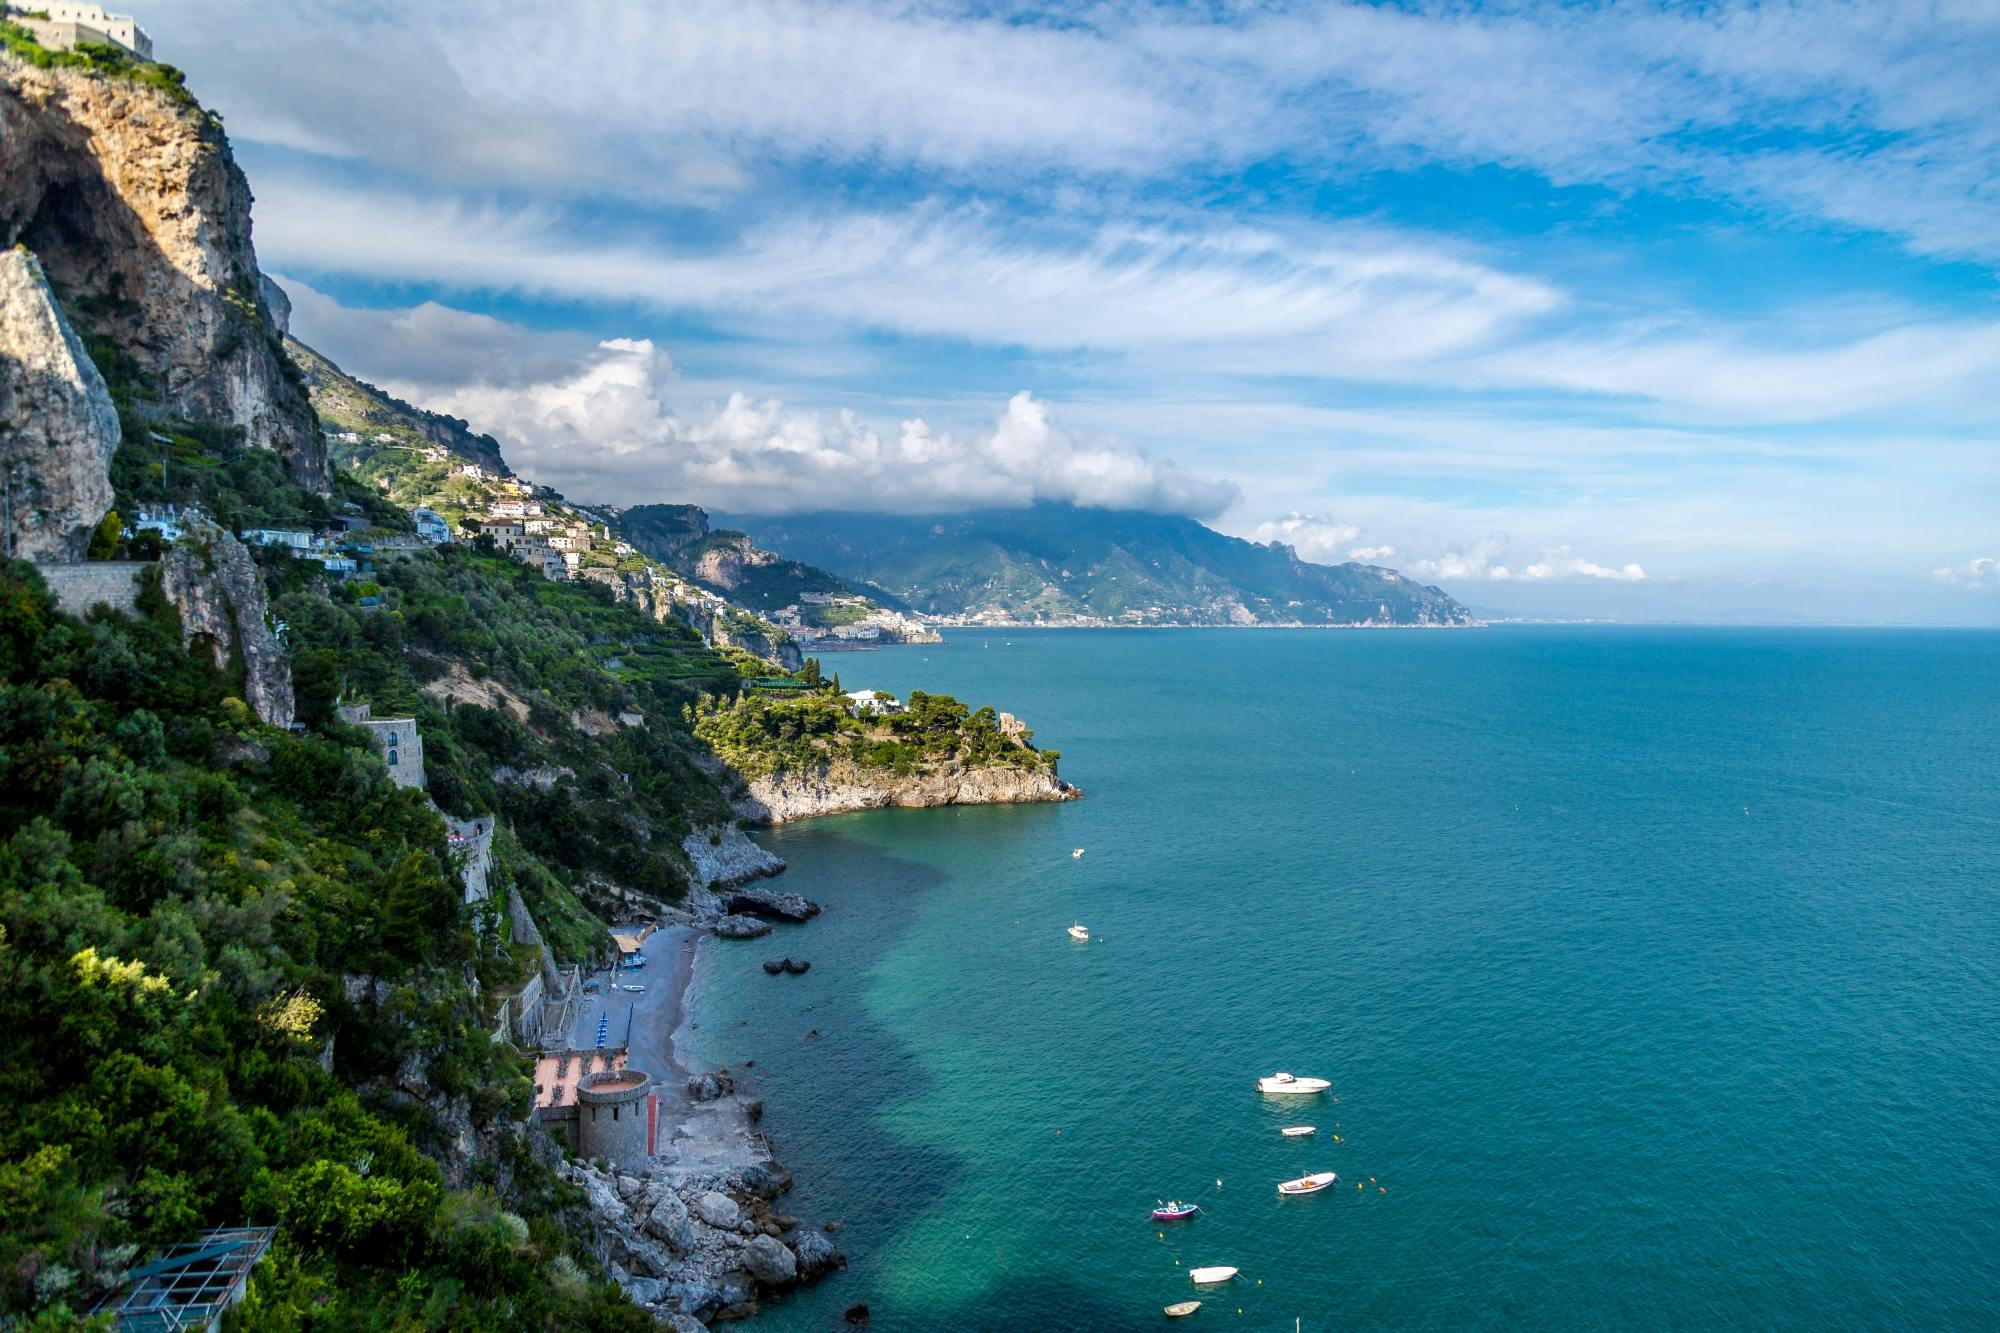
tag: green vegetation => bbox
[0,22,200,108]
[693,686,1054,778]
[0,561,647,1329]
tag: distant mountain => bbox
[718,504,1477,626]
[620,503,874,612]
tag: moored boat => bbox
[1188,1266,1238,1285]
[1068,923,1090,941]
[1256,1072,1330,1095]
[1152,1201,1199,1221]
[1280,1125,1316,1137]
[1277,1171,1337,1195]
[1164,1300,1201,1317]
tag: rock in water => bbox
[740,1233,799,1286]
[844,1303,871,1325]
[712,913,773,939]
[159,524,295,726]
[724,885,822,921]
[0,249,117,561]
[792,1226,845,1280]
[762,958,785,975]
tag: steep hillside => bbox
[726,505,1477,626]
[288,336,509,474]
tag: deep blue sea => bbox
[683,627,2000,1331]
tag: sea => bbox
[681,626,2000,1331]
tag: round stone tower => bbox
[576,1068,651,1168]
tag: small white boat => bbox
[1277,1171,1337,1195]
[1281,1125,1316,1137]
[1073,848,1085,858]
[1188,1266,1238,1285]
[1256,1072,1331,1095]
[1068,924,1090,941]
[1164,1300,1201,1318]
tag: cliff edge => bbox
[732,756,1080,825]
[0,56,326,488]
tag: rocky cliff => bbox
[0,246,117,560]
[0,58,326,488]
[159,524,294,725]
[732,757,1080,824]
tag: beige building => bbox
[11,4,155,58]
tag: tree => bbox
[800,657,822,687]
[86,511,121,561]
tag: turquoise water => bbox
[684,627,2000,1330]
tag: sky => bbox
[151,0,1998,623]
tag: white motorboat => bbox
[1188,1266,1238,1285]
[1068,924,1090,941]
[1256,1072,1331,1095]
[1073,848,1085,858]
[1280,1125,1316,1137]
[1277,1171,1337,1195]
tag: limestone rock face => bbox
[734,756,1080,825]
[159,525,295,725]
[680,823,785,891]
[0,248,117,561]
[0,62,326,489]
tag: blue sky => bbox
[154,0,1998,622]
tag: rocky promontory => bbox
[732,756,1080,825]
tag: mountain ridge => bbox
[720,504,1477,627]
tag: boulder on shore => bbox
[792,1226,845,1280]
[740,1232,798,1286]
[712,913,773,939]
[691,1190,743,1231]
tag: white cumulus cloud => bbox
[398,338,1237,517]
[1408,536,1645,583]
[1933,557,1999,590]
[1247,513,1362,563]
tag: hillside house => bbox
[9,2,153,57]
[241,528,314,551]
[411,508,452,544]
[846,689,904,716]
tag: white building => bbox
[11,3,153,58]
[846,689,904,716]
[241,528,315,551]
[411,508,452,545]
[488,499,527,520]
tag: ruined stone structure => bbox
[337,703,424,789]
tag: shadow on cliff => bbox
[0,67,321,484]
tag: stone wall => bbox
[35,561,143,616]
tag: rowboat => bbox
[1277,1171,1337,1195]
[1256,1072,1330,1095]
[1067,924,1090,941]
[1280,1125,1316,1137]
[1152,1201,1199,1220]
[1188,1266,1238,1284]
[1164,1301,1202,1318]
